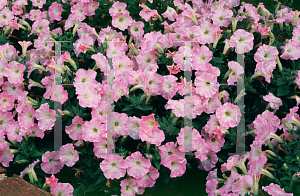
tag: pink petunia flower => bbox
[76,86,100,108]
[216,102,241,129]
[120,179,139,196]
[231,175,253,195]
[6,121,23,143]
[164,154,187,178]
[71,2,87,21]
[176,127,201,152]
[139,4,158,22]
[35,103,56,131]
[125,151,151,179]
[230,29,254,54]
[280,40,300,60]
[82,118,106,142]
[109,1,128,17]
[128,20,144,39]
[50,183,74,196]
[48,2,63,22]
[31,0,46,8]
[140,113,160,136]
[198,150,218,171]
[139,126,165,146]
[162,6,178,21]
[59,143,79,167]
[41,151,64,174]
[254,44,279,62]
[100,154,128,180]
[136,165,159,188]
[19,159,40,181]
[50,85,68,104]
[0,92,14,112]
[45,175,58,188]
[227,61,244,84]
[158,142,185,166]
[160,75,178,100]
[254,61,276,83]
[112,12,133,31]
[84,1,99,16]
[262,183,293,196]
[4,61,25,85]
[0,142,14,167]
[195,73,219,99]
[263,92,282,110]
[65,116,84,141]
[194,21,218,45]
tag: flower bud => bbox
[283,163,288,170]
[260,168,275,179]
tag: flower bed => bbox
[1,0,300,195]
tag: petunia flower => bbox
[65,116,84,141]
[6,121,23,143]
[280,39,300,60]
[0,92,14,112]
[45,175,58,188]
[125,151,151,179]
[19,159,40,182]
[50,183,74,196]
[120,179,139,196]
[35,103,56,131]
[194,21,218,45]
[136,165,159,188]
[216,102,241,129]
[100,154,128,180]
[4,61,25,85]
[50,85,68,104]
[82,118,106,142]
[59,143,79,167]
[230,29,254,54]
[41,151,64,174]
[195,73,219,99]
[164,154,187,178]
[112,12,133,31]
[48,2,63,22]
[263,92,282,110]
[262,183,293,196]
[176,126,201,152]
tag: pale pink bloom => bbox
[218,171,242,195]
[139,127,165,146]
[82,118,105,142]
[192,46,213,70]
[0,7,14,28]
[280,40,300,60]
[109,112,129,136]
[31,0,46,8]
[172,45,192,71]
[247,154,267,175]
[1,81,23,101]
[12,4,23,15]
[120,179,138,196]
[112,12,133,31]
[212,8,233,27]
[165,99,185,118]
[262,183,293,196]
[263,92,282,110]
[195,73,219,99]
[194,21,218,45]
[128,117,141,140]
[113,80,129,102]
[279,106,300,137]
[109,1,127,17]
[292,27,300,47]
[93,137,114,159]
[164,154,187,178]
[45,175,58,188]
[126,151,151,179]
[176,78,194,96]
[136,165,159,188]
[140,113,159,136]
[91,52,110,73]
[176,127,201,152]
[4,61,25,85]
[29,9,42,21]
[59,143,79,167]
[31,19,49,35]
[158,142,185,166]
[136,50,157,71]
[128,20,144,38]
[205,135,225,153]
[0,142,14,167]
[203,114,227,139]
[71,2,86,21]
[21,123,44,139]
[6,121,23,143]
[194,134,210,162]
[231,175,253,195]
[254,61,276,83]
[202,91,222,114]
[35,103,56,131]
[257,23,271,37]
[48,2,63,22]
[206,179,219,196]
[162,6,178,21]
[76,86,100,108]
[254,44,279,62]
[100,154,128,180]
[65,116,84,141]
[227,61,244,84]
[161,75,178,100]
[19,159,40,181]
[50,85,68,104]
[72,34,94,57]
[84,1,99,16]
[216,102,241,129]
[140,31,163,52]
[114,55,133,74]
[91,101,109,123]
[230,29,254,54]
[198,150,218,171]
[41,151,64,174]
[243,3,260,23]
[50,183,74,196]
[141,72,163,96]
[0,92,14,112]
[0,111,14,134]
[139,4,158,22]
[106,41,126,59]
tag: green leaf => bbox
[284,186,292,192]
[277,86,290,96]
[277,77,286,86]
[83,156,92,167]
[85,184,99,193]
[73,184,83,196]
[154,160,160,170]
[140,105,153,111]
[280,176,290,181]
[211,57,224,64]
[135,105,144,110]
[122,105,134,112]
[297,185,300,193]
[95,176,106,185]
[72,105,79,114]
